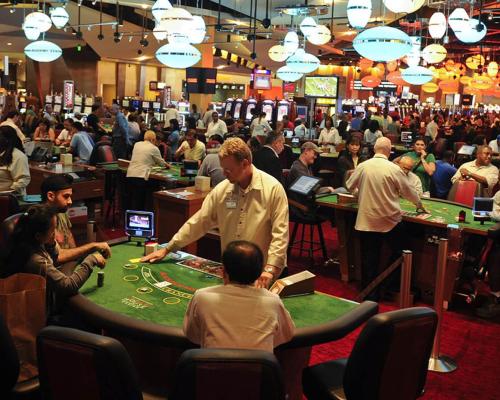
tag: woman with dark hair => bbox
[336,136,368,187]
[318,116,341,152]
[167,118,180,157]
[3,204,106,317]
[0,125,30,194]
[363,119,383,145]
[33,118,56,141]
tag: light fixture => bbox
[404,36,421,67]
[438,79,459,93]
[387,71,406,86]
[347,0,371,30]
[306,24,331,45]
[422,44,447,64]
[300,17,317,37]
[153,23,168,41]
[487,62,498,77]
[422,82,438,93]
[268,45,293,62]
[460,76,472,85]
[159,7,193,38]
[386,60,398,72]
[25,11,52,33]
[448,8,469,35]
[358,58,373,70]
[155,43,201,68]
[152,0,172,22]
[189,16,206,44]
[286,49,320,74]
[444,59,455,71]
[283,31,299,52]
[383,0,425,14]
[401,65,433,85]
[466,54,485,70]
[353,26,412,62]
[428,12,446,39]
[470,75,493,90]
[455,18,487,43]
[50,7,69,29]
[276,65,303,82]
[23,22,41,41]
[361,75,381,88]
[24,40,62,62]
[9,8,15,13]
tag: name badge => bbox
[226,200,237,209]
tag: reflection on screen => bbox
[234,103,242,119]
[289,176,321,196]
[277,105,288,121]
[263,105,273,121]
[129,215,151,229]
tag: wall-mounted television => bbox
[254,74,272,90]
[304,76,338,98]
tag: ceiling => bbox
[0,0,498,72]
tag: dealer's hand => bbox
[141,247,168,263]
[256,272,274,289]
[94,242,111,258]
[93,253,107,269]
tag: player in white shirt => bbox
[206,112,228,138]
[317,116,341,152]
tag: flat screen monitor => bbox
[254,75,271,90]
[234,102,242,119]
[183,160,199,177]
[131,100,140,110]
[284,130,293,138]
[291,137,300,147]
[473,197,494,217]
[83,107,92,115]
[401,131,413,143]
[304,76,338,98]
[152,102,161,110]
[296,105,308,120]
[122,99,130,107]
[262,103,273,121]
[125,210,154,238]
[457,145,475,156]
[289,176,321,197]
[53,104,61,113]
[355,106,365,113]
[142,101,150,109]
[186,67,217,94]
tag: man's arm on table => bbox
[141,191,218,262]
[58,242,111,264]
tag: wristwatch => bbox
[264,266,276,277]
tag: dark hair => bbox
[248,137,261,153]
[325,116,334,127]
[210,134,224,145]
[368,119,379,133]
[3,205,58,277]
[0,126,23,166]
[38,118,50,128]
[91,105,100,112]
[347,136,361,147]
[472,134,486,146]
[185,129,197,139]
[170,118,180,131]
[265,131,283,146]
[73,121,84,131]
[6,111,19,119]
[191,104,198,112]
[443,150,454,162]
[41,174,74,201]
[222,241,263,284]
[64,118,74,125]
[128,114,137,122]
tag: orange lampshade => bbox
[359,58,373,70]
[361,75,382,88]
[387,71,406,86]
[438,79,459,93]
[470,75,492,90]
[387,60,398,72]
[460,76,472,85]
[453,63,466,75]
[445,59,455,71]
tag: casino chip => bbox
[137,287,153,294]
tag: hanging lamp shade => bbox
[386,60,398,72]
[283,31,299,52]
[300,17,317,37]
[361,75,381,88]
[49,7,69,29]
[444,59,455,71]
[153,23,168,41]
[422,82,439,93]
[438,79,459,93]
[24,40,62,62]
[437,68,449,80]
[387,71,406,86]
[448,8,469,35]
[23,22,41,41]
[453,63,466,75]
[358,58,373,70]
[470,75,493,90]
[353,26,412,62]
[383,0,425,14]
[189,16,206,44]
[401,66,433,85]
[455,19,487,43]
[464,86,481,96]
[276,65,303,82]
[347,0,372,30]
[159,8,193,37]
[487,62,499,78]
[155,43,201,68]
[286,49,320,74]
[152,0,173,22]
[466,55,485,70]
[268,45,293,62]
[404,36,421,67]
[460,76,472,85]
[428,12,447,39]
[306,24,331,45]
[422,44,447,64]
[25,11,52,33]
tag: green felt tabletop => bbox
[98,162,192,184]
[80,242,358,329]
[292,147,301,154]
[316,194,495,233]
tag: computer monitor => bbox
[183,160,199,177]
[457,145,475,156]
[288,176,321,197]
[472,197,494,217]
[291,137,300,147]
[401,131,413,144]
[125,210,155,238]
[284,130,293,138]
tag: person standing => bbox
[346,137,425,300]
[250,112,272,141]
[425,115,439,143]
[206,112,228,139]
[317,116,341,153]
[164,104,180,128]
[0,126,30,195]
[252,132,285,185]
[0,111,26,143]
[110,104,130,159]
[142,137,289,288]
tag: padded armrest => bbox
[277,301,378,349]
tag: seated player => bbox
[175,129,206,162]
[432,150,457,199]
[398,156,423,198]
[252,132,285,185]
[198,134,225,187]
[2,205,106,318]
[183,241,295,352]
[451,145,499,196]
[41,175,111,263]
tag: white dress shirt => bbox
[346,154,420,232]
[164,108,180,127]
[206,119,228,138]
[126,141,167,180]
[250,118,272,137]
[0,147,31,195]
[318,128,342,152]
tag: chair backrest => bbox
[170,348,285,400]
[343,307,437,400]
[0,193,20,226]
[453,141,466,153]
[447,180,482,207]
[95,144,117,163]
[0,212,22,253]
[0,314,20,397]
[37,326,143,400]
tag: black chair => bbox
[170,348,285,400]
[302,307,437,400]
[1,213,22,254]
[0,194,19,245]
[0,314,40,400]
[37,326,145,400]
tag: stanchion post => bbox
[399,250,412,309]
[428,238,457,373]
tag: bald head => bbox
[144,130,157,142]
[399,156,414,174]
[374,136,391,157]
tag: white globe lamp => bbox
[49,7,69,29]
[283,31,299,52]
[383,0,425,14]
[422,44,447,64]
[24,40,62,62]
[306,24,331,46]
[277,65,303,82]
[401,66,434,85]
[189,16,206,44]
[156,43,201,68]
[448,8,469,35]
[286,49,320,74]
[268,45,293,62]
[152,0,173,22]
[153,23,168,41]
[455,19,487,43]
[353,26,412,62]
[347,0,372,30]
[428,12,447,39]
[25,11,52,33]
[23,22,41,41]
[300,17,317,37]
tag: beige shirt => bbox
[318,128,342,152]
[346,154,420,232]
[0,147,31,195]
[178,139,206,161]
[183,284,295,352]
[0,118,26,142]
[425,121,439,141]
[126,141,167,180]
[206,119,228,138]
[166,166,289,270]
[408,171,423,197]
[451,160,499,196]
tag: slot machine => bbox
[224,98,234,116]
[276,99,290,123]
[261,99,275,122]
[244,98,258,122]
[232,98,244,120]
[178,100,190,127]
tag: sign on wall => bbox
[63,80,74,109]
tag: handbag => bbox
[0,273,46,382]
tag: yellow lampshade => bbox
[422,82,438,93]
[466,55,485,70]
[470,75,493,90]
[460,76,472,85]
[487,62,498,78]
[445,59,455,71]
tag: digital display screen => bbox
[289,176,321,196]
[296,105,308,120]
[401,131,413,143]
[262,103,273,121]
[153,102,161,109]
[304,76,338,98]
[245,103,256,120]
[254,75,271,90]
[122,99,129,107]
[234,102,242,119]
[125,210,154,238]
[473,198,494,214]
[277,105,288,121]
[142,102,150,109]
